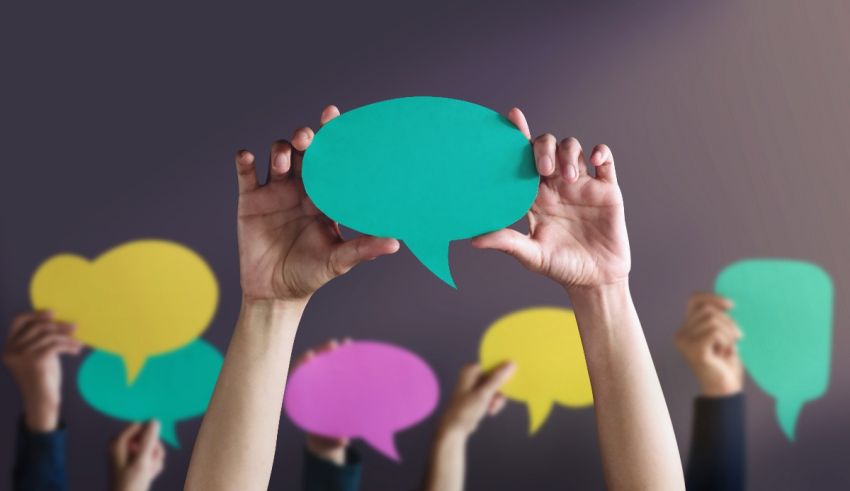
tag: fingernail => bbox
[566,164,578,180]
[274,153,288,170]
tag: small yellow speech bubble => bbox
[30,239,218,384]
[479,307,592,434]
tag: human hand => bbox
[472,108,630,294]
[2,310,82,432]
[235,105,400,304]
[110,421,166,491]
[675,293,744,397]
[293,338,352,465]
[437,362,516,438]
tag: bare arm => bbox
[422,363,513,491]
[185,106,399,490]
[473,108,684,490]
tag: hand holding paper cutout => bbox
[78,339,223,448]
[437,362,515,437]
[293,339,352,466]
[479,307,593,434]
[675,293,744,397]
[235,106,400,301]
[3,310,82,432]
[302,97,539,287]
[715,259,833,440]
[30,239,218,383]
[109,421,166,491]
[472,110,629,292]
[284,340,439,461]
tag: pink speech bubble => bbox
[284,340,439,461]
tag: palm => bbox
[234,108,399,302]
[238,175,341,300]
[528,171,630,289]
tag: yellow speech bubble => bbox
[30,239,218,384]
[479,307,593,434]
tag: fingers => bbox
[111,423,143,465]
[457,363,482,392]
[9,311,45,340]
[507,107,531,140]
[488,394,507,416]
[589,144,617,183]
[320,105,341,126]
[477,361,516,397]
[686,293,733,316]
[327,236,400,277]
[291,127,315,152]
[138,420,161,457]
[268,140,293,182]
[17,322,78,354]
[470,229,541,269]
[532,134,557,177]
[557,137,586,184]
[292,349,315,370]
[9,311,54,345]
[315,339,340,354]
[235,150,258,193]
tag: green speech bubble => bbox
[77,339,223,447]
[302,96,539,287]
[715,258,833,440]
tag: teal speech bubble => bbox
[715,259,833,440]
[302,96,539,287]
[77,339,223,447]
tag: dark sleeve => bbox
[685,394,745,491]
[302,447,362,491]
[13,418,67,491]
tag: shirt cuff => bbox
[303,447,362,491]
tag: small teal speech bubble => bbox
[716,259,833,440]
[302,96,539,287]
[77,339,223,447]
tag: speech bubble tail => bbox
[527,399,554,435]
[122,354,147,386]
[363,431,401,462]
[405,239,456,288]
[160,420,180,448]
[776,398,804,441]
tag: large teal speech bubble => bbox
[77,339,223,447]
[715,259,833,440]
[302,96,539,287]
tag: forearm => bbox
[185,298,305,491]
[422,428,467,491]
[570,281,684,490]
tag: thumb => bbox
[477,362,517,398]
[471,229,540,269]
[328,236,400,276]
[137,421,161,460]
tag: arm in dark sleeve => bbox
[685,394,745,491]
[302,447,362,491]
[13,417,67,491]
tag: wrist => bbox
[700,381,743,398]
[22,397,60,432]
[566,279,633,326]
[435,421,471,444]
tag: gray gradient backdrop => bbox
[2,0,850,489]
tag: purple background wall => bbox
[2,0,850,489]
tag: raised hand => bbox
[3,310,82,432]
[675,293,744,397]
[472,108,629,292]
[110,421,166,491]
[292,338,352,465]
[235,105,399,302]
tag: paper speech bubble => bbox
[716,258,833,440]
[284,340,439,461]
[77,339,223,448]
[480,307,593,434]
[30,239,218,383]
[302,96,539,288]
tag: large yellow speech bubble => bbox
[30,239,218,384]
[479,307,593,434]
